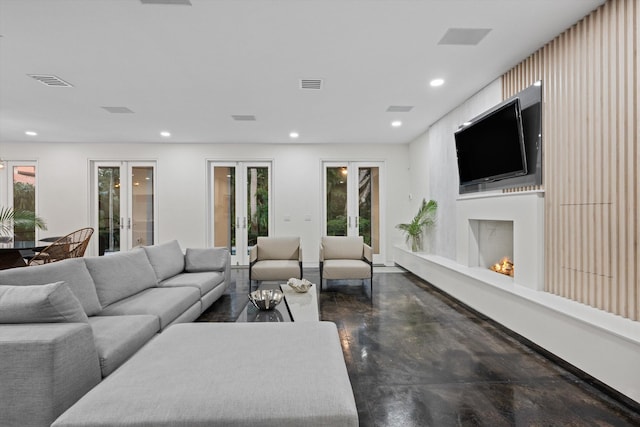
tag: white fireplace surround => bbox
[457,191,544,291]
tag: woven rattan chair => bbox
[28,227,94,266]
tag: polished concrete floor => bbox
[197,268,640,426]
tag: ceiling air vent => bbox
[300,79,323,90]
[232,115,256,121]
[386,106,413,113]
[438,28,492,46]
[101,106,135,114]
[27,74,73,87]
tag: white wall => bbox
[0,141,410,265]
[409,79,502,258]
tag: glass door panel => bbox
[213,166,237,257]
[246,166,269,248]
[130,166,154,247]
[358,166,380,254]
[326,166,348,236]
[97,166,121,255]
[12,165,37,242]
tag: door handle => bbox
[120,217,124,230]
[243,217,247,229]
[127,218,131,229]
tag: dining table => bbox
[0,239,57,270]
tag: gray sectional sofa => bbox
[0,240,231,427]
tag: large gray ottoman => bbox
[52,322,358,427]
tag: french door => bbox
[210,162,271,265]
[323,162,384,264]
[91,161,156,255]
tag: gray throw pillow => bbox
[143,240,185,281]
[0,282,89,323]
[185,248,228,272]
[0,257,102,316]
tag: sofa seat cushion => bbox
[251,260,301,281]
[0,258,102,316]
[98,287,200,330]
[256,236,300,260]
[85,249,158,307]
[0,282,89,324]
[159,271,224,296]
[88,315,159,377]
[143,240,185,282]
[322,259,371,280]
[52,322,358,427]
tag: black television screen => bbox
[455,98,527,186]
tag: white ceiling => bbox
[0,0,605,145]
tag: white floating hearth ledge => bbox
[393,246,640,404]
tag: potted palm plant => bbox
[0,206,47,242]
[396,198,437,252]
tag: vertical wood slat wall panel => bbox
[502,0,638,320]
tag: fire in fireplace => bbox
[490,257,514,277]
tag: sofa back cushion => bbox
[85,249,158,307]
[0,282,89,323]
[256,236,300,261]
[184,248,228,272]
[143,240,185,281]
[322,236,364,260]
[0,258,102,316]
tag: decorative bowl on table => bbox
[248,289,283,310]
[287,278,313,293]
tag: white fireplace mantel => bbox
[457,191,544,290]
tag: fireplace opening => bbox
[490,257,514,277]
[469,219,514,279]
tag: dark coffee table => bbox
[236,282,319,322]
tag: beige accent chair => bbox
[319,236,373,297]
[249,236,303,288]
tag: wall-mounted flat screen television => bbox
[454,98,528,186]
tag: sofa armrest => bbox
[249,245,257,263]
[319,243,324,262]
[0,323,101,427]
[363,244,373,264]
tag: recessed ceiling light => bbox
[160,131,171,137]
[430,78,445,87]
[25,131,37,136]
[391,121,402,128]
[289,132,299,139]
[463,121,472,126]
